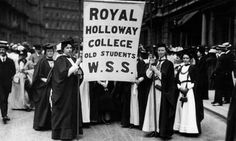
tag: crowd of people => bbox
[0,38,235,140]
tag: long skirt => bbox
[33,86,51,130]
[130,83,139,126]
[80,80,90,123]
[9,72,31,109]
[142,83,162,132]
[173,89,199,134]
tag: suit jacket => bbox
[0,57,16,93]
[195,56,209,99]
[213,51,235,90]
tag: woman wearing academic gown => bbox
[31,44,54,130]
[226,85,236,141]
[195,46,209,100]
[206,48,217,90]
[130,50,147,128]
[51,40,83,140]
[111,81,131,127]
[173,53,203,135]
[98,80,115,124]
[142,44,176,139]
[89,81,100,123]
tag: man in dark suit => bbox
[212,42,235,106]
[0,41,16,124]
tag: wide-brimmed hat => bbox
[208,48,217,53]
[0,40,8,49]
[216,42,231,50]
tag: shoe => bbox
[121,124,130,128]
[145,131,159,137]
[3,116,10,121]
[26,108,32,112]
[2,118,8,124]
[82,123,90,128]
[223,101,230,104]
[101,118,111,125]
[145,132,154,137]
[160,136,172,140]
[211,101,217,104]
[2,119,7,124]
[212,103,222,106]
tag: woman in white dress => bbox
[10,48,32,110]
[173,53,201,135]
[79,56,90,125]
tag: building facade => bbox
[42,0,83,44]
[141,0,236,50]
[0,0,44,44]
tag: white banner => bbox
[83,0,145,82]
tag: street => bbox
[0,108,226,141]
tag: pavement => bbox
[0,90,228,141]
[203,90,229,122]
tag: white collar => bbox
[0,55,6,59]
[159,56,167,61]
[225,50,230,54]
[0,56,6,62]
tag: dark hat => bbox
[181,48,196,59]
[22,42,30,50]
[157,43,166,48]
[0,40,8,49]
[43,43,55,51]
[61,38,75,50]
[33,44,42,50]
[196,46,205,55]
[138,47,148,59]
[216,42,231,50]
[18,49,27,57]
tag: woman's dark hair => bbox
[61,38,75,51]
[197,46,206,56]
[181,52,193,60]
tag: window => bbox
[45,2,49,7]
[45,12,49,17]
[52,2,56,7]
[45,23,49,28]
[67,14,71,19]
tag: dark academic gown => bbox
[195,56,209,100]
[143,60,178,137]
[51,56,83,140]
[137,59,150,129]
[111,81,131,126]
[158,60,177,138]
[89,81,100,122]
[98,81,115,113]
[226,85,236,141]
[31,57,52,130]
[206,53,217,90]
[90,81,115,122]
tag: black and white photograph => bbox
[0,0,235,140]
